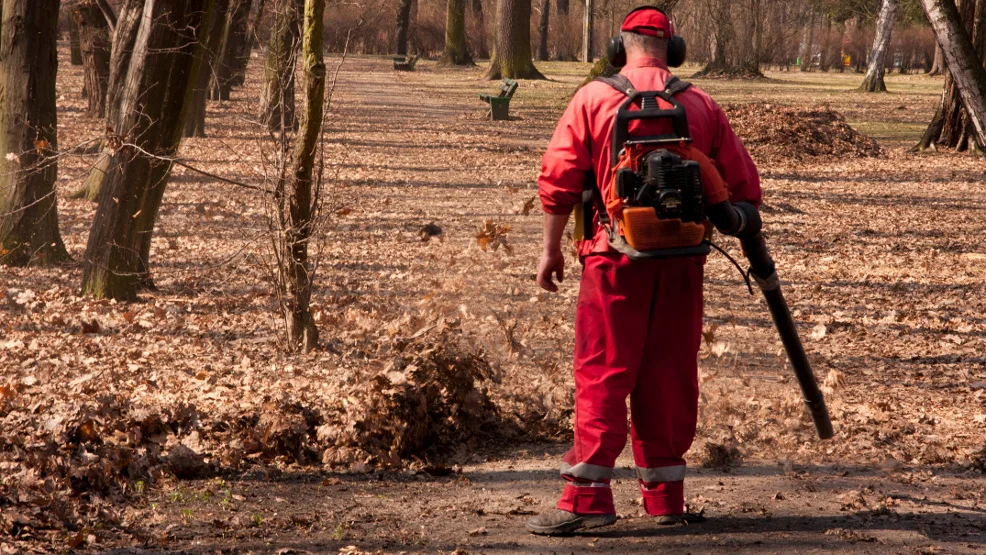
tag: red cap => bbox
[621,8,673,38]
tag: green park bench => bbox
[393,55,419,71]
[480,79,518,121]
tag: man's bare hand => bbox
[537,249,565,292]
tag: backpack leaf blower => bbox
[582,74,835,440]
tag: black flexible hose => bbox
[739,234,835,440]
[706,199,834,440]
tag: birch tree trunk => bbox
[439,0,473,66]
[860,0,899,92]
[918,0,986,151]
[581,0,593,63]
[276,0,324,351]
[81,0,213,300]
[929,43,945,75]
[0,0,70,266]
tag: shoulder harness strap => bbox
[594,74,639,99]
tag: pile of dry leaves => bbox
[319,323,503,467]
[723,104,882,161]
[0,322,503,541]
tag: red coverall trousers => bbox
[557,252,703,516]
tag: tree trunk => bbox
[819,15,834,71]
[185,0,230,137]
[74,0,111,118]
[275,0,323,352]
[929,43,945,74]
[801,9,815,72]
[81,0,214,300]
[581,0,593,63]
[470,0,488,59]
[245,0,267,52]
[484,0,544,79]
[536,0,550,62]
[69,12,83,65]
[694,0,763,78]
[918,0,986,151]
[259,0,303,133]
[396,0,412,55]
[212,0,252,100]
[860,0,899,92]
[0,0,70,266]
[440,0,474,65]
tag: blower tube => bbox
[706,200,835,440]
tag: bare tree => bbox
[0,0,70,266]
[211,0,253,100]
[259,0,303,133]
[81,0,214,300]
[440,0,474,65]
[74,0,112,118]
[485,0,544,79]
[860,0,899,91]
[536,0,550,62]
[918,0,986,151]
[185,0,231,137]
[271,0,325,351]
[396,0,413,55]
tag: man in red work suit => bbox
[527,7,762,535]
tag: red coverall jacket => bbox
[536,57,763,517]
[538,58,762,256]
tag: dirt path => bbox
[112,59,986,555]
[127,443,986,554]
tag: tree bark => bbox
[212,0,252,100]
[918,0,986,151]
[929,43,945,74]
[484,0,544,79]
[74,0,111,118]
[470,0,488,59]
[81,0,214,300]
[694,0,763,78]
[860,0,898,92]
[396,0,412,55]
[69,12,83,65]
[440,0,474,65]
[581,0,593,63]
[0,0,70,266]
[275,0,323,351]
[536,0,550,61]
[185,0,230,137]
[258,0,303,133]
[801,9,815,72]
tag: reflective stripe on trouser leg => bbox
[557,461,616,514]
[557,480,614,515]
[637,465,686,515]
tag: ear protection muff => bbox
[606,6,687,69]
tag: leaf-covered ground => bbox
[1,50,985,553]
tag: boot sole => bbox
[527,514,617,536]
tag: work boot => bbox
[655,511,706,526]
[526,509,617,535]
